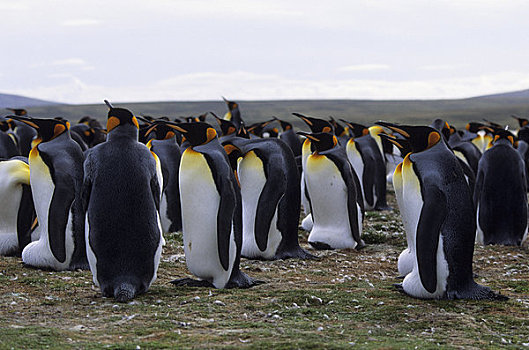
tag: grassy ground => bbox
[0,191,528,349]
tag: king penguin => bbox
[168,122,257,288]
[82,101,163,302]
[143,121,183,234]
[377,121,506,300]
[298,131,364,250]
[0,157,36,256]
[10,116,87,271]
[222,136,315,260]
[474,129,528,246]
[341,120,387,211]
[292,113,335,232]
[222,97,243,130]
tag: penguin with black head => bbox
[298,131,364,250]
[0,117,19,158]
[5,108,37,157]
[474,129,527,246]
[142,120,183,234]
[222,97,243,130]
[10,116,87,271]
[292,113,336,232]
[221,135,315,260]
[377,121,507,300]
[168,122,257,288]
[341,120,387,211]
[82,101,163,302]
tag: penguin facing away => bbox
[298,131,364,250]
[222,136,315,260]
[341,120,387,211]
[83,102,163,302]
[10,116,87,271]
[377,121,506,300]
[0,157,36,256]
[168,122,257,288]
[143,121,183,234]
[474,129,528,246]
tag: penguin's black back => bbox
[151,137,182,232]
[475,141,527,245]
[410,141,477,294]
[84,132,161,294]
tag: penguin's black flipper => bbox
[202,151,235,272]
[48,172,76,263]
[150,175,161,212]
[326,153,364,248]
[17,184,36,254]
[254,167,286,252]
[416,185,447,294]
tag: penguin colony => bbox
[0,101,525,303]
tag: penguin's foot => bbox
[308,241,333,250]
[274,246,319,260]
[226,270,265,289]
[170,278,214,288]
[446,283,509,301]
[355,240,366,250]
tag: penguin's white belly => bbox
[300,172,311,216]
[238,153,282,259]
[180,150,236,288]
[0,162,25,255]
[23,153,74,270]
[402,235,449,299]
[159,192,171,234]
[346,143,368,209]
[398,158,423,276]
[305,155,356,249]
[475,204,484,245]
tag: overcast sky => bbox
[2,0,529,104]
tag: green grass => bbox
[0,192,528,349]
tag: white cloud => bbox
[60,19,101,27]
[11,70,529,104]
[52,58,88,66]
[338,64,391,72]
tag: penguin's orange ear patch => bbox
[107,116,120,132]
[223,144,239,155]
[206,128,217,143]
[322,126,331,133]
[427,132,441,148]
[53,124,66,137]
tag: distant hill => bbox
[470,88,529,100]
[3,88,529,129]
[0,93,60,109]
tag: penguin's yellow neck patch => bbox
[224,111,232,121]
[146,139,153,150]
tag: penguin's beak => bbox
[379,132,404,149]
[296,131,319,142]
[375,121,410,138]
[9,116,39,129]
[167,123,188,134]
[292,112,313,126]
[104,99,114,109]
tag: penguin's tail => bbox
[114,283,136,303]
